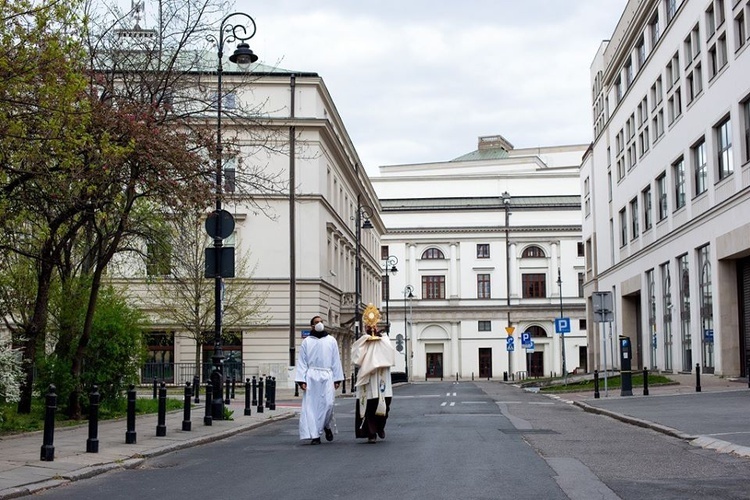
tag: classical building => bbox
[371,135,588,380]
[582,0,750,376]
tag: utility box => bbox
[620,336,633,396]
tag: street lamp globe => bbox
[229,42,258,68]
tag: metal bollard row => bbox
[244,378,252,416]
[86,385,100,453]
[257,376,264,414]
[40,384,57,461]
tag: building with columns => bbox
[582,0,750,377]
[371,135,588,380]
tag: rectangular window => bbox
[630,198,639,238]
[477,274,491,299]
[522,273,546,298]
[744,99,750,163]
[716,117,733,180]
[146,240,172,276]
[422,275,445,299]
[693,139,708,195]
[706,3,716,38]
[223,157,236,194]
[649,13,660,48]
[381,246,389,260]
[642,186,652,231]
[673,157,686,209]
[577,241,585,257]
[657,172,668,221]
[619,208,628,247]
[736,10,746,52]
[478,321,491,332]
[477,243,490,259]
[666,0,677,23]
[578,272,584,298]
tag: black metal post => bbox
[156,382,167,436]
[244,378,252,416]
[152,377,157,399]
[231,375,236,399]
[86,385,100,453]
[257,377,264,413]
[594,370,600,399]
[182,382,192,431]
[126,384,137,444]
[269,377,276,410]
[342,376,346,394]
[643,367,649,396]
[265,376,271,409]
[224,376,231,405]
[193,375,200,403]
[251,376,258,406]
[204,382,213,426]
[696,363,701,392]
[40,384,56,461]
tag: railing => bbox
[140,362,246,385]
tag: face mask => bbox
[314,322,325,332]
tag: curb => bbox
[0,412,295,499]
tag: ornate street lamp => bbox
[557,268,567,384]
[205,12,258,420]
[383,256,398,333]
[354,197,373,340]
[403,285,414,380]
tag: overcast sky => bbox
[236,0,627,175]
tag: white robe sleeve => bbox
[295,340,308,383]
[330,337,344,382]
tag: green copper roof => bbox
[451,148,510,162]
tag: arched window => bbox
[522,245,546,258]
[421,248,445,260]
[527,325,547,337]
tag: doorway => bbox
[426,353,443,378]
[528,352,544,377]
[478,348,492,378]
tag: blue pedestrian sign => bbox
[554,317,571,335]
[703,329,714,343]
[521,332,531,348]
[506,336,514,352]
[527,340,535,352]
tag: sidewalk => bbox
[547,373,750,459]
[0,389,301,499]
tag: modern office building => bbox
[372,135,588,380]
[582,0,750,376]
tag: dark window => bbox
[478,321,491,332]
[422,275,446,299]
[579,319,587,330]
[527,325,547,337]
[522,246,545,258]
[381,246,389,260]
[577,242,585,257]
[422,248,445,259]
[477,274,491,299]
[477,243,490,258]
[522,274,546,298]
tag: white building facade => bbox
[372,135,588,380]
[582,0,750,377]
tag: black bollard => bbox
[224,376,231,405]
[182,381,192,432]
[594,370,600,399]
[40,384,57,461]
[456,372,459,382]
[193,375,200,404]
[126,384,137,444]
[265,376,271,409]
[472,372,475,381]
[257,376,264,413]
[351,373,355,393]
[269,377,276,410]
[231,376,236,399]
[244,378,252,416]
[342,376,346,394]
[696,363,702,392]
[152,377,157,399]
[643,367,650,396]
[251,376,258,407]
[86,385,100,453]
[503,371,507,382]
[294,376,299,397]
[204,382,213,426]
[156,382,167,436]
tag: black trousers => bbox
[355,396,392,439]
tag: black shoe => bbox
[377,429,385,439]
[310,438,321,445]
[324,428,334,441]
[367,437,377,444]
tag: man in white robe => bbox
[295,315,344,445]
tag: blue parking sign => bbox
[521,332,531,348]
[554,317,570,334]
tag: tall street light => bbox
[557,268,568,384]
[383,256,398,333]
[354,197,373,340]
[403,285,414,380]
[502,191,512,377]
[206,12,258,420]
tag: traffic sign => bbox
[521,332,531,348]
[506,336,514,352]
[592,291,614,323]
[526,340,535,352]
[505,326,515,336]
[554,317,570,334]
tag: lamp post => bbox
[557,268,567,384]
[354,197,373,340]
[403,285,414,380]
[383,256,398,333]
[207,12,258,420]
[502,191,512,376]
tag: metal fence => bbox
[140,362,246,385]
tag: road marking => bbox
[494,401,522,404]
[528,402,555,405]
[461,401,488,404]
[440,402,447,407]
[449,402,456,407]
